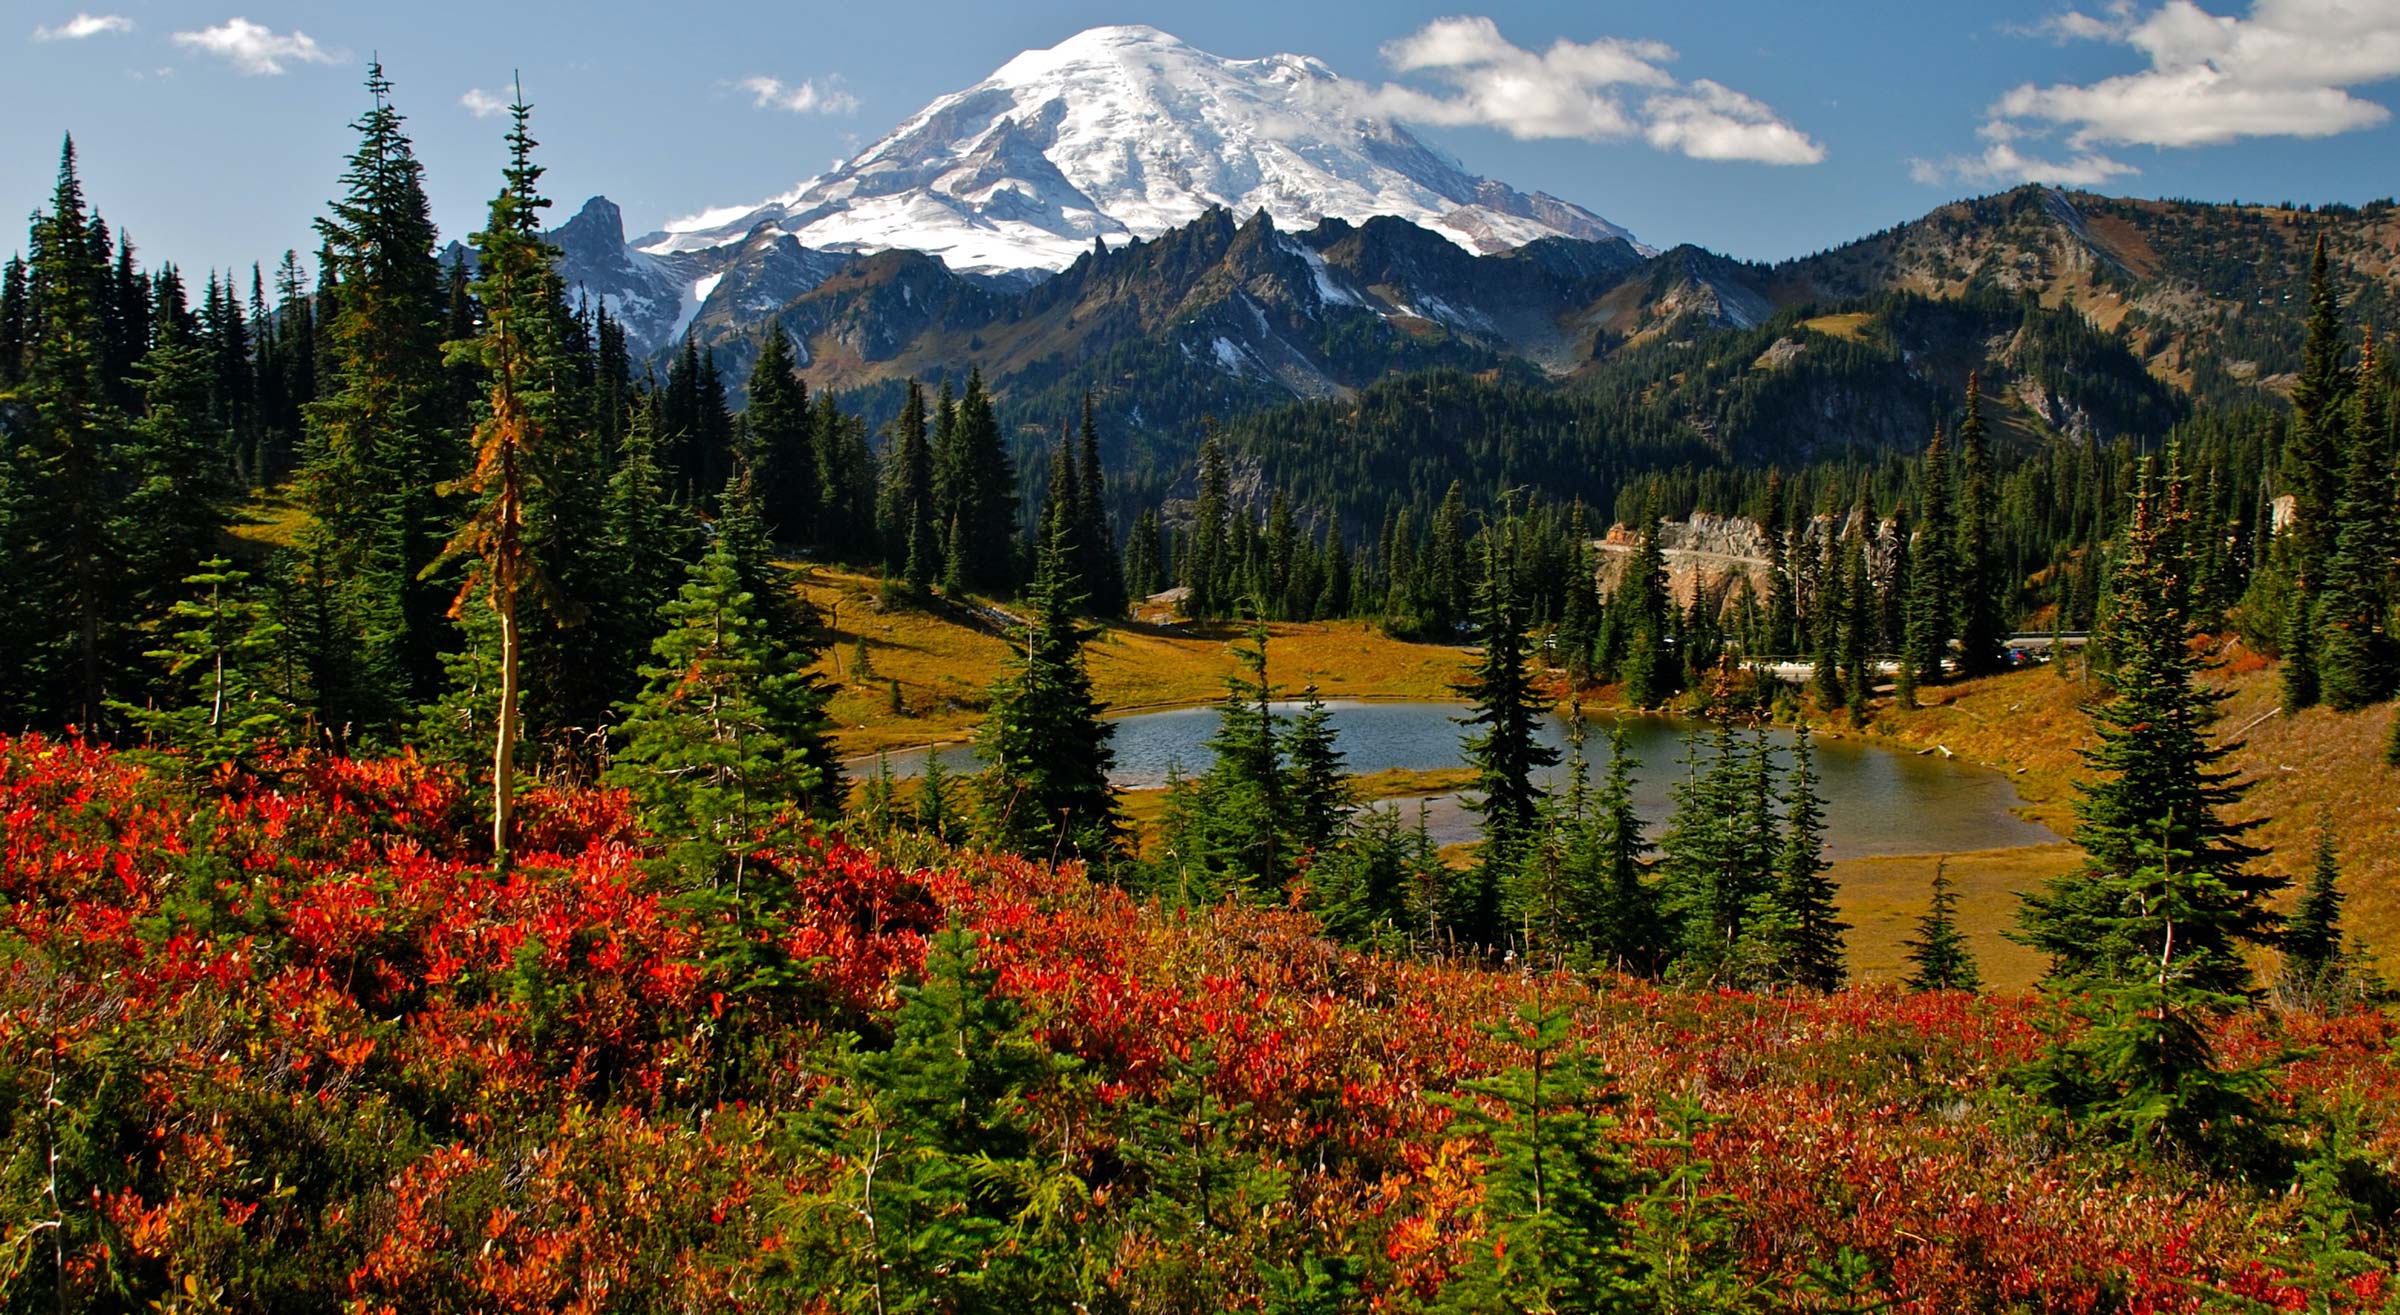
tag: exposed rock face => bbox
[1593,510,1900,616]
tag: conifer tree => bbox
[300,64,456,744]
[1184,430,1232,618]
[1617,490,1673,707]
[1285,684,1352,860]
[2287,236,2350,586]
[805,925,1077,1311]
[1454,516,1560,947]
[1953,374,2007,676]
[878,379,933,576]
[110,559,303,770]
[1165,618,1290,897]
[1074,392,1125,615]
[609,542,835,882]
[122,298,236,625]
[1765,725,1846,991]
[1590,721,1660,974]
[742,325,814,544]
[1904,425,1956,690]
[597,409,695,706]
[18,136,131,728]
[2316,340,2396,710]
[976,515,1121,866]
[914,750,956,844]
[2018,455,2284,991]
[1657,710,1760,983]
[441,86,575,865]
[1902,860,1981,992]
[1124,507,1164,602]
[923,368,1017,594]
[2280,585,2321,713]
[1433,995,1645,1314]
[2281,831,2350,1004]
[1837,520,1873,722]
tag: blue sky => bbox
[3,1,2396,276]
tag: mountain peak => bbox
[643,27,1643,275]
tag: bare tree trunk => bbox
[493,593,519,868]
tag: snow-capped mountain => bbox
[637,24,1643,279]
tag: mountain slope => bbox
[639,25,1641,278]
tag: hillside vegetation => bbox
[5,735,2397,1312]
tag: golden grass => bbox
[1800,311,1875,343]
[1832,844,2076,992]
[226,492,313,554]
[794,565,1471,757]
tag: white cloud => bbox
[1930,0,2400,185]
[171,17,338,76]
[460,87,508,118]
[32,13,132,40]
[1359,16,1824,164]
[738,74,858,115]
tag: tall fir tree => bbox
[741,325,814,545]
[439,87,580,864]
[2286,235,2350,588]
[1904,424,1957,691]
[1954,374,2007,675]
[1761,725,1846,991]
[298,64,457,746]
[1453,515,1561,948]
[976,513,1121,866]
[17,137,131,728]
[2017,454,2285,993]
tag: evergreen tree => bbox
[1902,860,1981,992]
[1589,721,1661,974]
[17,137,131,729]
[1285,684,1352,861]
[2018,455,2284,992]
[608,543,835,882]
[2316,340,2396,710]
[742,325,814,544]
[109,559,303,770]
[2280,584,2321,713]
[299,64,457,746]
[1074,392,1125,615]
[1184,429,1232,618]
[2015,458,2286,1163]
[2281,831,2351,1004]
[1124,507,1164,602]
[1432,995,1645,1314]
[931,369,1017,595]
[976,515,1121,866]
[121,300,237,626]
[2286,236,2350,586]
[801,925,1078,1312]
[1454,516,1560,947]
[1656,710,1762,984]
[914,750,957,844]
[1164,619,1290,898]
[878,380,934,576]
[596,409,696,708]
[1763,725,1846,991]
[1616,490,1673,707]
[1953,374,2007,676]
[1903,425,1956,691]
[440,87,575,864]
